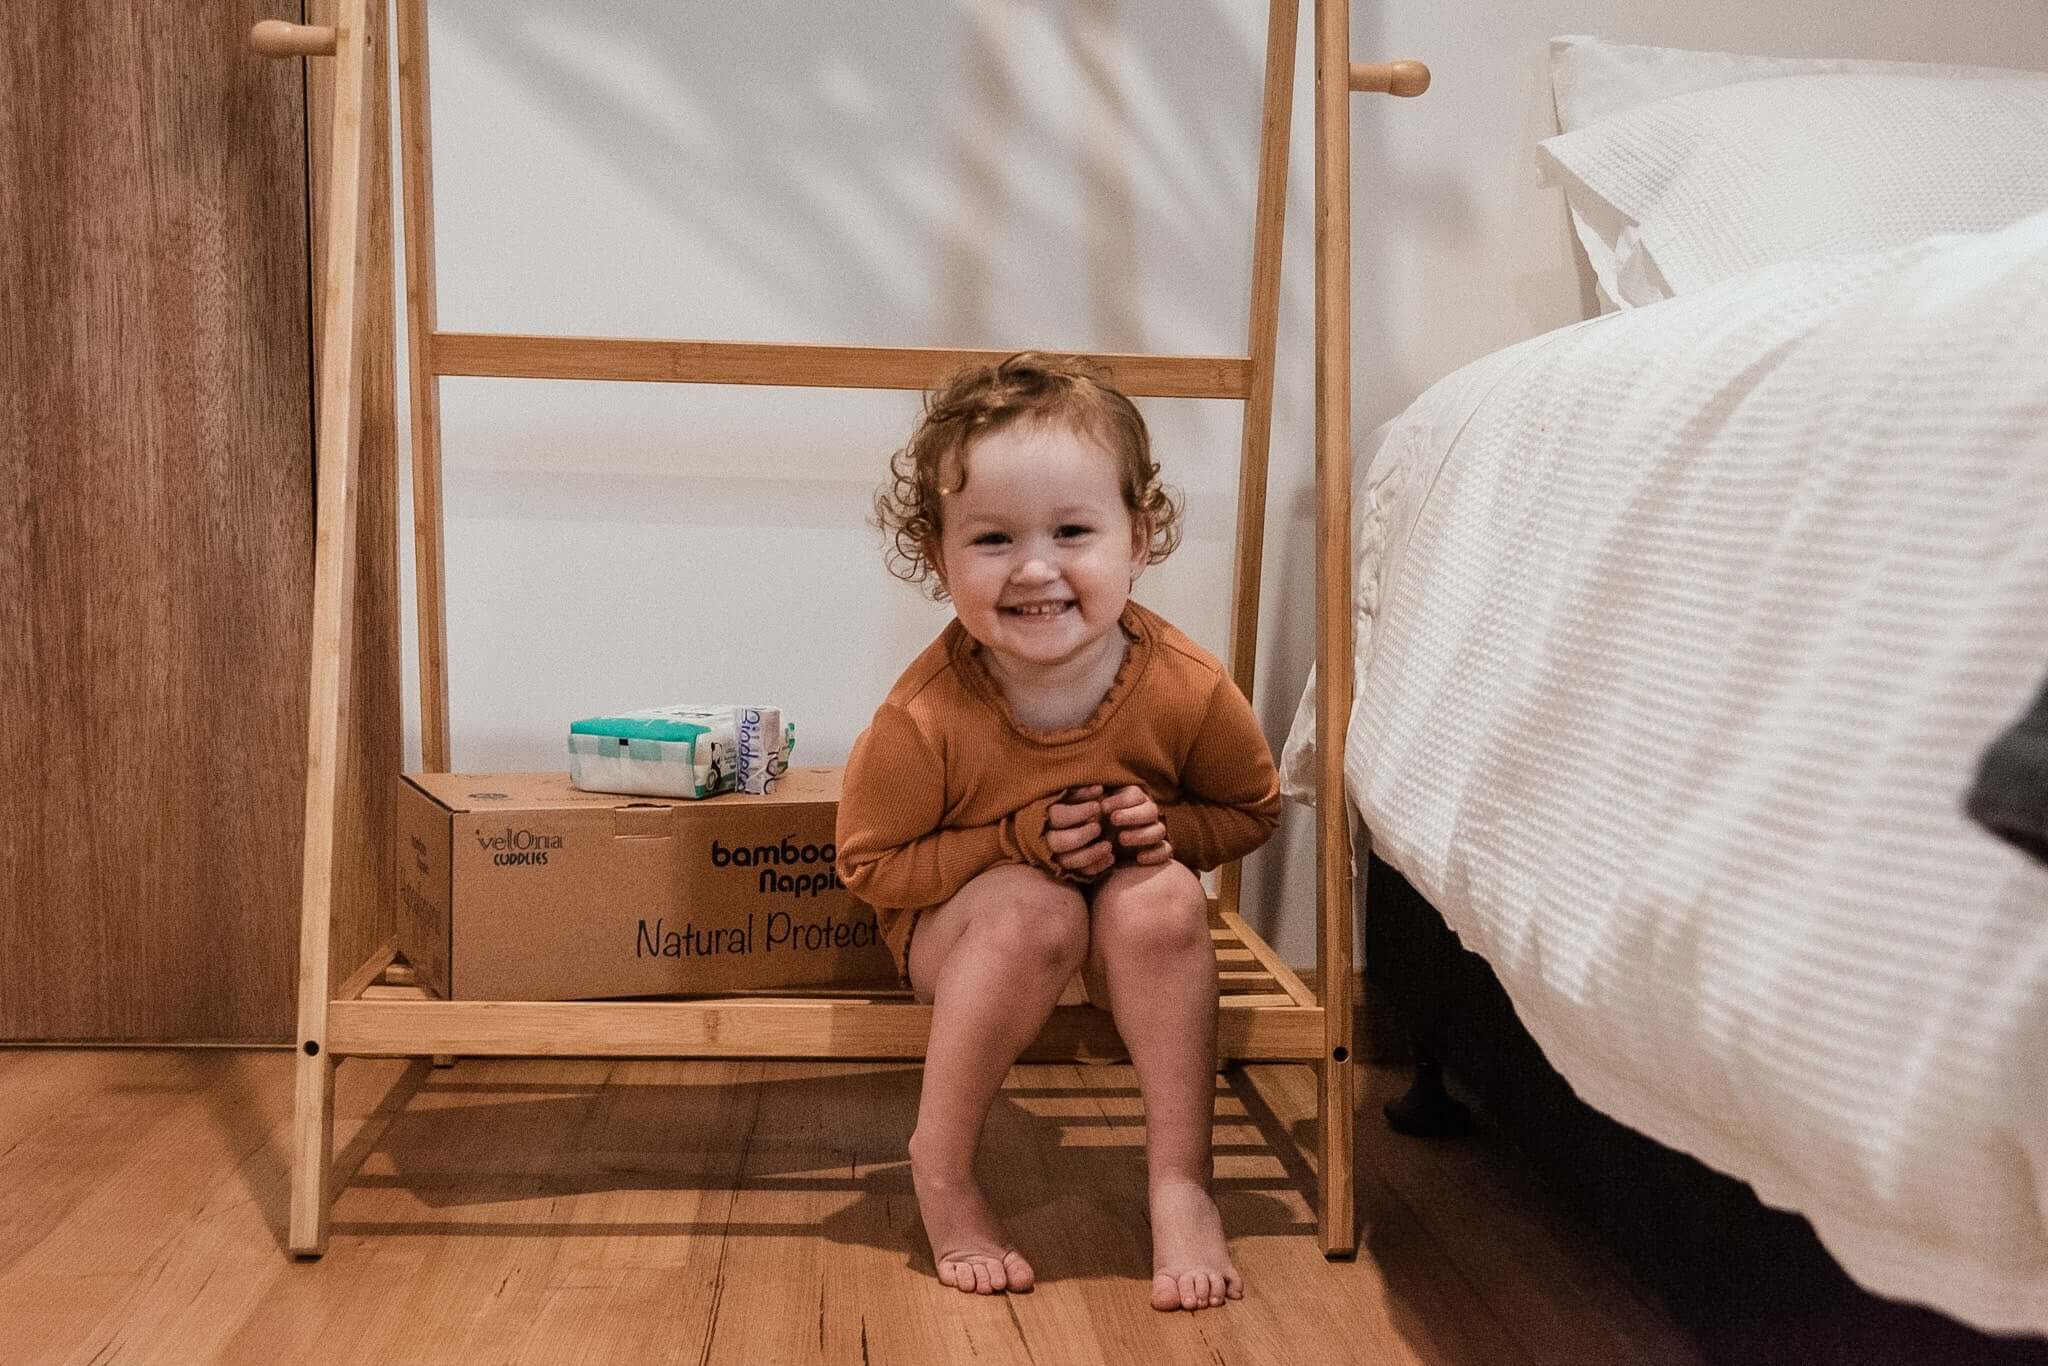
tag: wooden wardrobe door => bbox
[0,3,398,1040]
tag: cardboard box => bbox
[395,766,897,1000]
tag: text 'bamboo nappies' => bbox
[568,705,793,799]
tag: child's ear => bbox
[1129,519,1151,582]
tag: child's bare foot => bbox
[1148,1181,1242,1310]
[911,1163,1035,1294]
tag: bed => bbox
[1285,36,2048,1358]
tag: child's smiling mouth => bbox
[1002,601,1074,618]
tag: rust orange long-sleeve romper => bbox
[835,602,1282,974]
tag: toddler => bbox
[835,353,1280,1311]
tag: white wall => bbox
[390,1,2047,966]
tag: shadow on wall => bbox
[439,465,1243,541]
[418,2,1343,957]
[1253,3,1449,943]
[439,0,1278,354]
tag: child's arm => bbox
[1153,676,1282,871]
[835,703,1077,909]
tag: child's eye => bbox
[1056,524,1093,540]
[970,531,1009,547]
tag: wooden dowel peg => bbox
[1348,59,1430,97]
[251,19,338,58]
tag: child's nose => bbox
[1012,554,1057,583]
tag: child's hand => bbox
[1045,785,1116,879]
[1100,785,1173,865]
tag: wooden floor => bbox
[0,1048,1703,1365]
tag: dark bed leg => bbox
[1383,1055,1473,1138]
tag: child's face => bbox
[932,420,1148,678]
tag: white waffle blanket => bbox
[1283,212,2048,1333]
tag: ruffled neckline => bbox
[952,602,1153,746]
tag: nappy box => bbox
[395,766,896,1001]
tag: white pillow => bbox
[1546,34,2039,132]
[1536,38,2048,308]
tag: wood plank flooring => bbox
[0,1048,1702,1364]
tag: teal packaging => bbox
[568,704,793,799]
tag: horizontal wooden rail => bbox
[327,996,1326,1061]
[431,333,1253,398]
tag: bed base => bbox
[1379,1056,1471,1139]
[254,0,1427,1260]
[1366,856,2048,1365]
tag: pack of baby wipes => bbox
[568,705,792,799]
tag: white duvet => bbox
[1283,212,2048,1333]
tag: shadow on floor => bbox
[300,1059,1309,1289]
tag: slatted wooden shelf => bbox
[329,904,1324,1061]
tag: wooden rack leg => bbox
[1306,0,1428,1254]
[397,0,453,773]
[266,0,378,1258]
[1319,1050,1355,1252]
[1216,0,1301,933]
[289,1050,337,1255]
[1313,0,1358,1256]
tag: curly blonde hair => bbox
[875,352,1184,601]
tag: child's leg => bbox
[1083,861,1241,1311]
[907,863,1089,1295]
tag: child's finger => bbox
[1106,800,1160,827]
[1045,819,1101,854]
[1047,797,1101,828]
[1131,841,1175,865]
[1057,840,1113,875]
[1098,785,1147,811]
[1052,833,1106,861]
[1064,784,1106,802]
[1116,820,1167,848]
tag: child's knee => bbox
[1093,863,1208,957]
[980,875,1089,974]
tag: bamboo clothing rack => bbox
[253,1,1426,1260]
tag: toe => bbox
[1151,1272,1182,1312]
[1004,1251,1036,1293]
[1181,1271,1203,1311]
